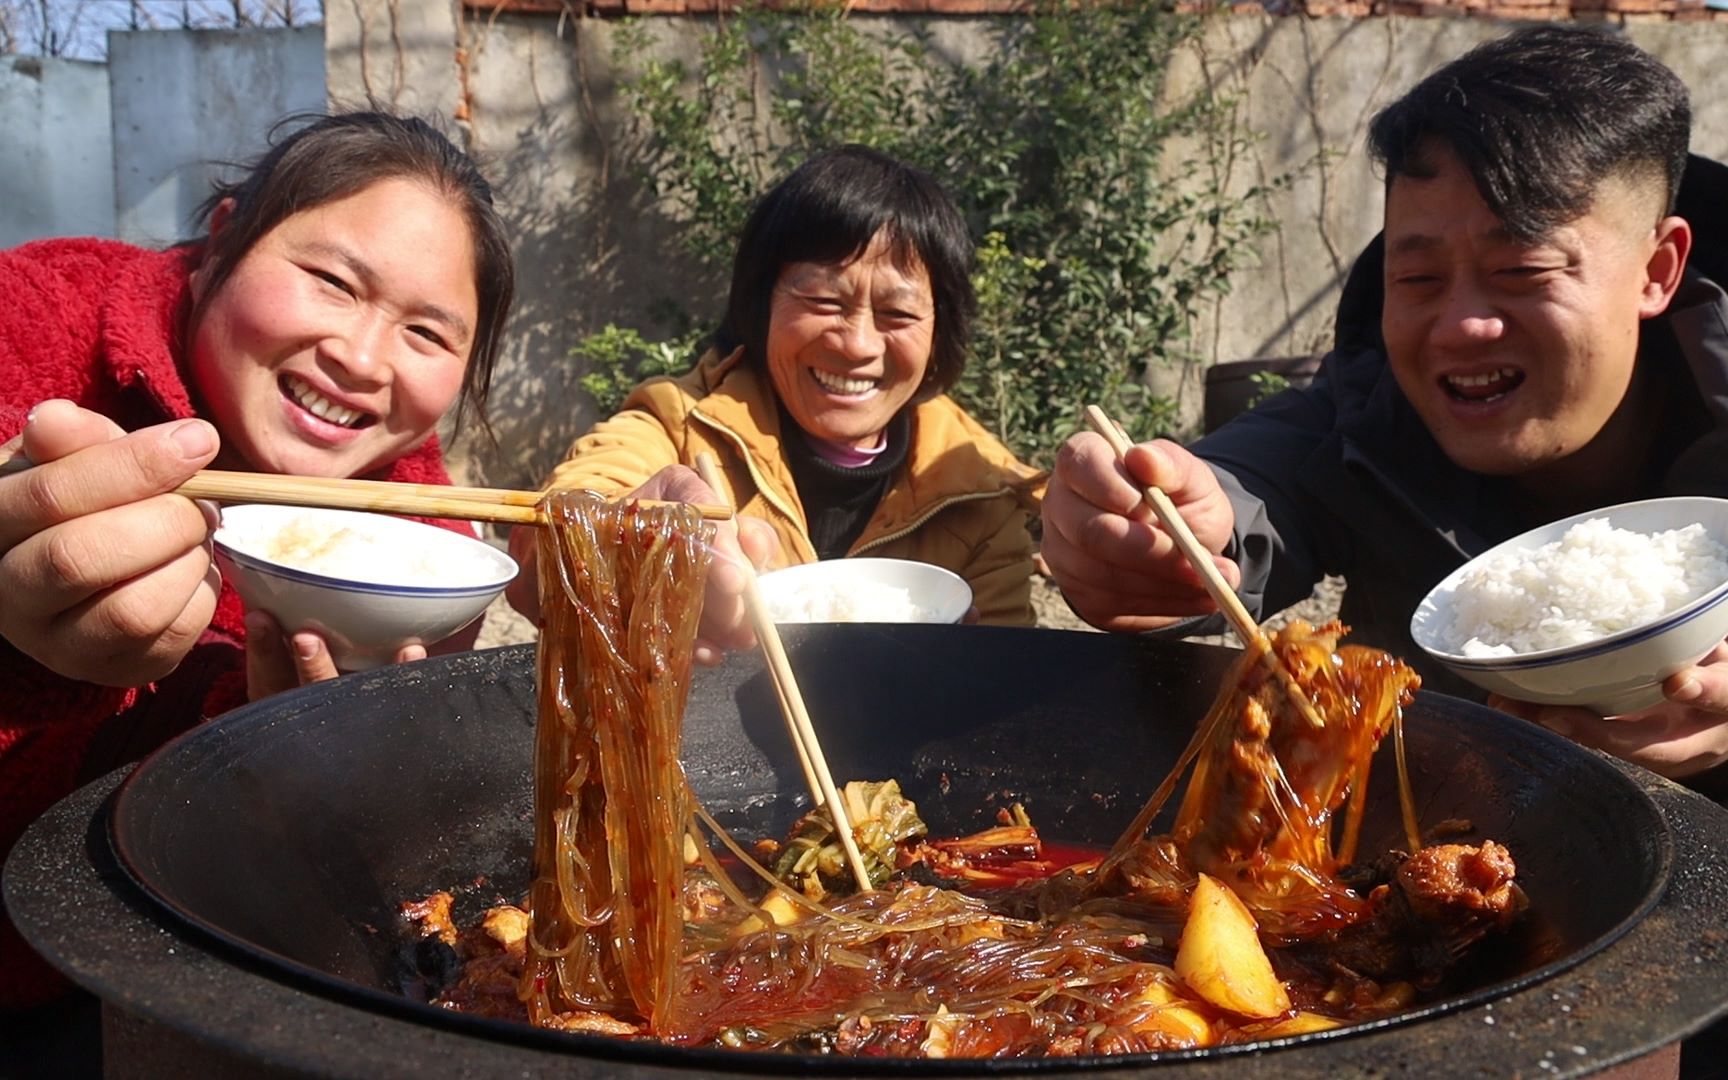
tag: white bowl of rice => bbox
[1411,496,1728,715]
[213,504,518,672]
[757,558,972,625]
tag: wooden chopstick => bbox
[1083,405,1326,730]
[0,451,732,526]
[694,452,874,893]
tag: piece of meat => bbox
[1291,842,1526,986]
[1398,842,1524,929]
[544,1010,644,1037]
[402,891,458,946]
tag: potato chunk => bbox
[730,889,806,938]
[1238,1011,1344,1039]
[1175,874,1292,1019]
[1126,976,1214,1046]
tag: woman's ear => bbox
[1640,214,1692,319]
[188,197,238,303]
[206,196,236,241]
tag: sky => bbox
[5,1,322,62]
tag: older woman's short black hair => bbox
[716,146,975,398]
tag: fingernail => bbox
[293,634,320,661]
[1672,677,1702,703]
[171,420,216,459]
[25,398,70,425]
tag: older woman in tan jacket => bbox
[512,146,1042,627]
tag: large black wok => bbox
[9,625,1728,1079]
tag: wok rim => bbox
[95,637,1679,1074]
[10,639,1727,1079]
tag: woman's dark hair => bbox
[1368,26,1690,241]
[717,146,975,399]
[190,111,515,441]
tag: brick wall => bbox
[1297,0,1726,20]
[464,0,1728,18]
[463,1,1037,12]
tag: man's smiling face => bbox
[1381,143,1682,480]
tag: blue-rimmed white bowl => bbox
[1411,496,1728,715]
[213,503,517,672]
[757,557,973,624]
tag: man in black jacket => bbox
[1042,25,1728,789]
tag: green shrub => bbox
[578,0,1279,464]
[575,325,706,416]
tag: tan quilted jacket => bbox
[547,347,1045,625]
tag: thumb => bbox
[289,630,341,685]
[1664,661,1728,714]
[736,516,779,572]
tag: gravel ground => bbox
[1029,572,1344,643]
[477,572,1345,650]
[1267,575,1348,632]
[474,591,537,650]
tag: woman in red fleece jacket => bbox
[0,112,517,1010]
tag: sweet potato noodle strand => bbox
[1105,622,1422,941]
[522,492,712,1031]
[493,523,1506,1058]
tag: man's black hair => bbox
[1368,26,1690,240]
[716,146,975,398]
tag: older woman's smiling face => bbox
[765,230,935,450]
[188,178,479,478]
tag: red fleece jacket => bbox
[0,237,473,1008]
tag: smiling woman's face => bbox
[765,230,936,450]
[188,178,480,478]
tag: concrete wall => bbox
[108,27,327,247]
[0,28,324,249]
[324,7,1728,488]
[0,55,113,248]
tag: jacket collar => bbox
[688,347,793,470]
[686,348,803,526]
[688,347,1039,536]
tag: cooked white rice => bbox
[255,514,495,587]
[765,578,939,624]
[1445,517,1728,657]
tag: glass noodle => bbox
[522,492,712,1030]
[487,495,1519,1058]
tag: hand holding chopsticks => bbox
[1083,406,1326,729]
[693,452,874,893]
[0,450,733,526]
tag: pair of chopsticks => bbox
[1083,405,1326,730]
[694,453,874,894]
[0,450,733,526]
